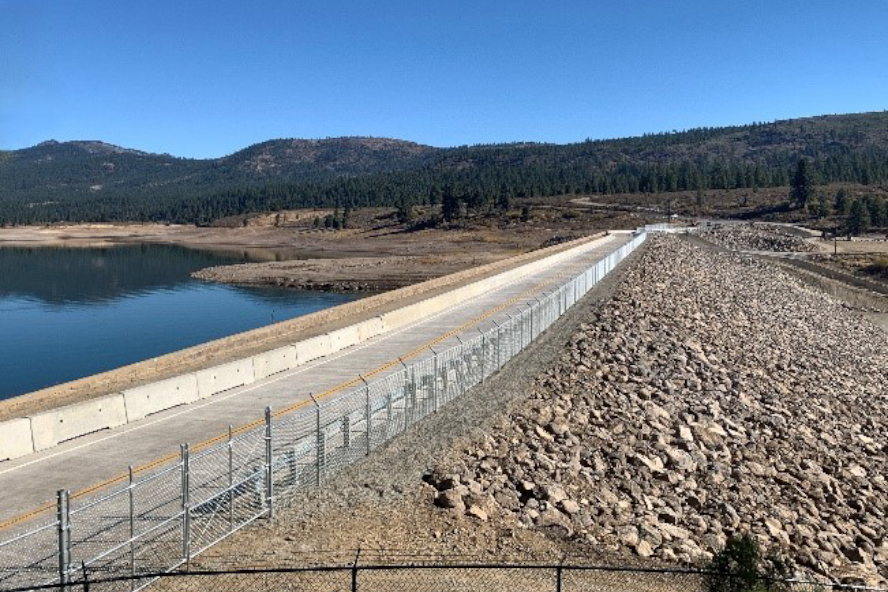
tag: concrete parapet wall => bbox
[196,359,256,399]
[122,375,199,422]
[0,418,34,461]
[29,395,128,452]
[252,345,298,381]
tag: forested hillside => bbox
[1,111,886,225]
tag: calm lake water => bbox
[0,244,357,400]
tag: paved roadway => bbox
[0,232,631,525]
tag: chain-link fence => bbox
[0,233,647,591]
[4,562,882,592]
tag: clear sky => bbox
[2,0,886,158]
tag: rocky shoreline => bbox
[425,236,888,585]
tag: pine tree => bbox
[441,185,460,222]
[396,199,414,224]
[848,199,871,235]
[790,159,815,209]
[496,183,511,211]
[867,196,886,227]
[428,185,441,206]
[814,191,830,218]
[834,188,849,214]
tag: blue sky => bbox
[2,0,886,158]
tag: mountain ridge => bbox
[1,110,886,224]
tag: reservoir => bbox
[0,244,357,400]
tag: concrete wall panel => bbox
[30,395,128,452]
[196,359,256,399]
[327,326,360,352]
[294,334,332,365]
[252,345,298,381]
[0,418,34,461]
[355,317,384,342]
[122,374,199,422]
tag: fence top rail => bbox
[2,562,883,592]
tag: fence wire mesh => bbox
[0,234,647,591]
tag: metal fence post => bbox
[479,328,487,382]
[342,414,351,450]
[312,396,324,486]
[442,358,450,402]
[506,314,514,360]
[409,364,416,423]
[264,407,274,519]
[385,385,393,426]
[397,360,410,426]
[227,426,234,531]
[529,303,534,342]
[57,489,70,588]
[128,467,135,586]
[352,549,361,592]
[492,321,501,370]
[429,348,439,412]
[180,444,191,567]
[361,376,372,456]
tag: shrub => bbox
[705,535,791,592]
[864,257,888,278]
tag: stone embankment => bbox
[698,225,818,252]
[425,237,887,585]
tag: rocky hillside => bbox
[425,237,888,585]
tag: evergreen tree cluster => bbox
[2,112,887,225]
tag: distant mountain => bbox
[224,137,437,179]
[0,136,440,204]
[1,112,886,224]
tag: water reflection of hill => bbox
[0,245,248,306]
